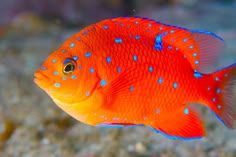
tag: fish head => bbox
[34,42,100,105]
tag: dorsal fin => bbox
[190,30,225,73]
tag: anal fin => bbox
[96,123,144,128]
[150,106,205,140]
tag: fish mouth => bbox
[34,70,53,89]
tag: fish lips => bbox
[34,70,53,89]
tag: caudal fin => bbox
[208,63,236,128]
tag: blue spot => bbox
[135,35,140,40]
[41,67,47,70]
[120,24,124,27]
[193,53,197,57]
[173,82,178,89]
[77,37,81,41]
[156,109,160,113]
[224,74,228,77]
[154,32,167,50]
[73,56,78,60]
[194,71,202,78]
[70,43,75,48]
[117,67,122,72]
[176,47,179,51]
[78,65,82,69]
[148,66,154,72]
[62,77,66,81]
[148,24,152,27]
[215,77,219,81]
[115,38,123,43]
[135,21,139,24]
[189,45,193,49]
[183,38,188,42]
[133,55,138,61]
[103,25,108,29]
[85,91,90,96]
[84,52,91,57]
[212,98,216,102]
[159,27,163,30]
[170,30,175,33]
[218,105,222,109]
[184,108,189,114]
[129,86,134,91]
[52,59,57,63]
[106,57,112,63]
[168,45,172,49]
[100,79,107,86]
[89,68,95,73]
[195,60,199,64]
[62,49,66,53]
[158,78,163,84]
[53,71,59,75]
[207,87,211,91]
[216,88,221,94]
[54,83,60,88]
[71,75,76,79]
[63,58,71,64]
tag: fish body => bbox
[34,17,236,140]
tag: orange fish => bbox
[34,17,236,140]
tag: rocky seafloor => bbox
[0,2,236,157]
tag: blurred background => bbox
[0,0,236,157]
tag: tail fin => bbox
[207,63,236,128]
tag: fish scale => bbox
[34,17,236,140]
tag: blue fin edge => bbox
[191,29,224,41]
[148,127,203,140]
[95,124,144,129]
[110,16,223,42]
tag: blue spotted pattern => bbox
[52,59,57,63]
[70,43,75,48]
[106,57,112,63]
[100,79,107,86]
[53,71,59,75]
[194,71,202,78]
[103,25,108,29]
[154,32,167,50]
[73,56,79,60]
[133,55,138,61]
[129,86,134,91]
[148,66,154,72]
[42,67,47,70]
[184,108,189,114]
[54,83,60,88]
[216,88,221,94]
[89,68,95,73]
[71,75,76,79]
[84,52,91,57]
[158,78,163,84]
[183,38,188,42]
[115,38,123,43]
[62,77,66,81]
[135,35,140,40]
[86,91,90,96]
[117,67,122,72]
[173,83,178,89]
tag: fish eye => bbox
[63,59,76,75]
